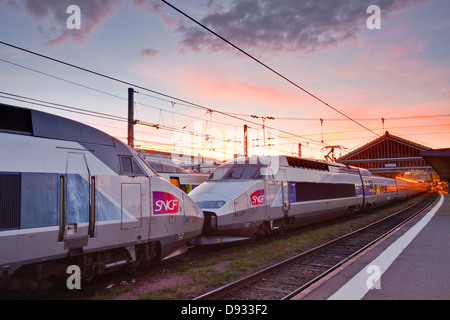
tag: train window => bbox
[147,161,163,172]
[209,166,231,180]
[119,156,145,176]
[229,166,257,179]
[21,173,58,229]
[133,160,145,175]
[120,157,133,174]
[209,164,261,180]
[295,182,356,201]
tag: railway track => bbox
[22,193,433,300]
[193,192,437,300]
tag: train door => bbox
[265,180,278,220]
[282,181,290,215]
[121,183,142,229]
[279,170,290,215]
[59,152,93,249]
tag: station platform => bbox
[293,192,450,300]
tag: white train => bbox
[189,155,426,244]
[0,103,203,293]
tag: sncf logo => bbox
[153,191,179,214]
[250,189,265,206]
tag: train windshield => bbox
[209,164,265,180]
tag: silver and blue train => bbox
[189,155,427,244]
[0,103,203,292]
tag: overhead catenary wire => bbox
[5,55,445,139]
[0,91,269,154]
[0,56,253,134]
[0,40,327,148]
[0,41,277,130]
[0,58,265,135]
[0,91,127,122]
[1,86,329,159]
[230,112,450,121]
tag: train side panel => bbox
[189,155,425,244]
[0,104,204,291]
[149,176,203,258]
[272,165,364,228]
[362,176,398,208]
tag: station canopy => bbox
[421,148,450,182]
[337,131,434,181]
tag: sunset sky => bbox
[0,0,449,161]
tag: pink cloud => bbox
[174,68,315,112]
[130,60,322,118]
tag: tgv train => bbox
[189,155,426,244]
[0,103,203,292]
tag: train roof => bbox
[224,155,372,176]
[146,160,190,174]
[0,103,145,175]
[0,103,116,146]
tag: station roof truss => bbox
[337,131,435,178]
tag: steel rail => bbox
[282,192,437,300]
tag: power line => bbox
[0,41,331,149]
[251,114,450,121]
[7,54,443,142]
[0,91,252,150]
[160,0,380,138]
[0,91,127,122]
[0,41,265,128]
[0,40,326,147]
[3,55,447,130]
[0,57,246,131]
[0,58,125,102]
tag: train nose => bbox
[187,193,229,233]
[192,194,230,232]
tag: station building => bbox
[337,131,436,182]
